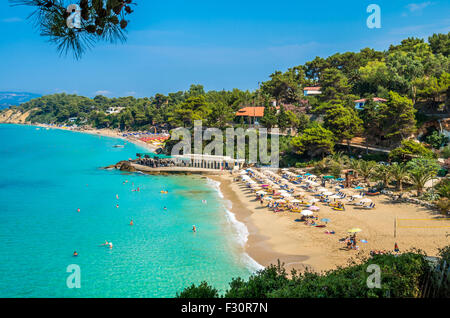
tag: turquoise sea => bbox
[0,124,258,297]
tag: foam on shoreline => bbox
[206,178,264,272]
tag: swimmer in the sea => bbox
[130,219,133,226]
[73,251,78,257]
[192,225,196,233]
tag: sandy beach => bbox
[210,173,450,273]
[32,124,159,153]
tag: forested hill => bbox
[2,32,449,154]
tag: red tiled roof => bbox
[236,107,265,117]
[303,87,321,91]
[354,97,387,103]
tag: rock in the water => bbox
[117,161,136,172]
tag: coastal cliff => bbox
[0,108,36,124]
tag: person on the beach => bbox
[394,242,399,253]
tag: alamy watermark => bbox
[170,121,280,168]
[367,4,381,29]
[366,264,381,289]
[66,264,81,289]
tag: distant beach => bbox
[31,123,159,153]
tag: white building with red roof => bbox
[354,97,387,110]
[303,87,322,96]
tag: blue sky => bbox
[0,1,449,97]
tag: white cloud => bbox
[406,2,432,12]
[95,90,112,96]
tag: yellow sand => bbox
[211,174,450,273]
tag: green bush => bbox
[441,145,450,159]
[176,281,219,298]
[389,139,436,162]
[176,251,437,298]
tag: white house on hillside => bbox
[303,87,322,96]
[354,97,387,110]
[106,107,125,115]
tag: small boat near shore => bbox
[113,144,125,148]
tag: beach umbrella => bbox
[360,198,372,204]
[352,194,363,199]
[291,199,301,203]
[276,199,286,203]
[318,187,328,192]
[323,191,333,196]
[308,206,320,211]
[321,218,330,223]
[256,190,266,195]
[323,176,335,179]
[330,195,341,199]
[348,228,362,233]
[337,178,345,181]
[309,198,320,203]
[309,182,320,187]
[301,210,314,216]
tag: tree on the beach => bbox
[259,103,278,129]
[374,164,392,189]
[381,92,417,145]
[406,158,440,196]
[389,139,436,162]
[389,162,409,192]
[319,68,352,102]
[291,124,335,158]
[321,103,363,145]
[260,67,305,104]
[356,160,377,184]
[10,0,137,59]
